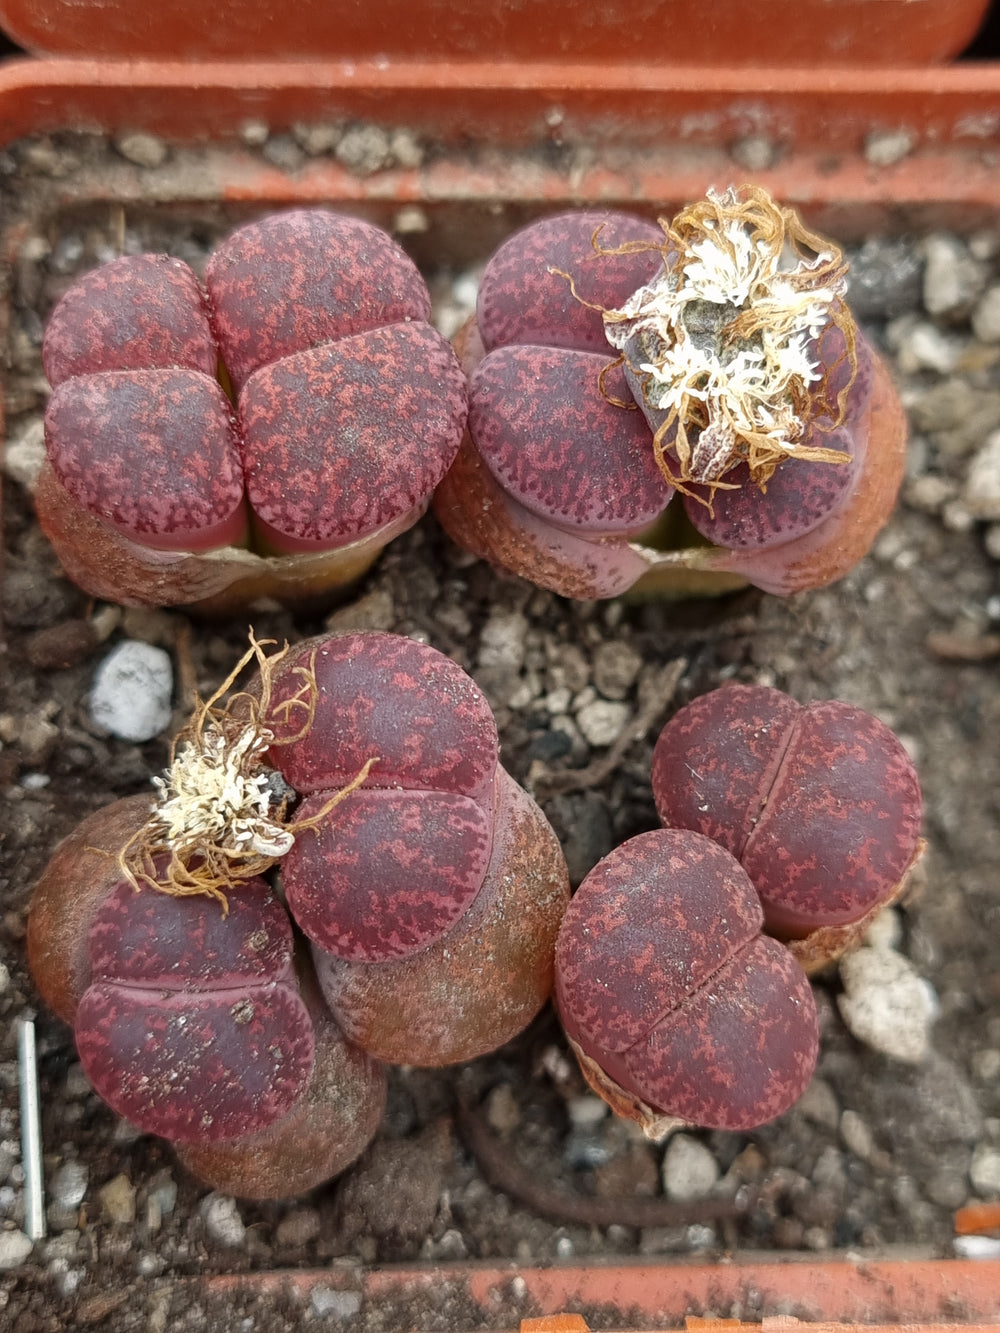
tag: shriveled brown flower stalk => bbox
[553,185,859,507]
[119,632,376,912]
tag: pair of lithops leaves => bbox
[28,633,570,1198]
[38,191,907,613]
[29,633,922,1193]
[556,684,924,1136]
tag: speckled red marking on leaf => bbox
[682,342,875,550]
[477,210,663,353]
[204,209,431,390]
[44,369,245,546]
[268,633,499,799]
[468,346,672,531]
[75,880,314,1144]
[284,787,493,962]
[652,685,923,936]
[555,828,818,1130]
[42,254,218,388]
[240,322,467,546]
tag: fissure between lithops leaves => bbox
[551,185,859,510]
[118,632,378,913]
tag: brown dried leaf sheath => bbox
[118,632,376,912]
[551,186,859,507]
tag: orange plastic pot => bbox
[0,0,991,66]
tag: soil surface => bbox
[1,132,1000,1332]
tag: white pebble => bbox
[310,1286,362,1319]
[114,132,168,169]
[840,1109,875,1160]
[2,415,45,490]
[200,1193,246,1247]
[923,234,983,317]
[90,641,173,742]
[477,609,528,672]
[662,1134,720,1201]
[955,1234,1000,1258]
[576,699,630,747]
[49,1160,88,1210]
[838,947,939,1063]
[964,431,1000,521]
[0,1229,33,1269]
[862,906,903,952]
[566,1095,609,1130]
[972,285,1000,343]
[970,1144,1000,1198]
[864,128,916,167]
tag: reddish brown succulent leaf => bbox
[477,209,663,353]
[204,209,432,390]
[555,829,763,1056]
[619,935,819,1131]
[313,767,570,1066]
[652,684,924,937]
[87,877,295,987]
[75,879,314,1145]
[681,343,874,550]
[283,787,493,962]
[239,322,467,548]
[268,633,499,800]
[468,346,672,531]
[44,369,246,550]
[555,828,818,1131]
[42,254,217,388]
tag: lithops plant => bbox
[555,829,819,1135]
[36,210,467,613]
[262,632,571,1066]
[651,684,924,970]
[28,797,386,1199]
[434,187,907,599]
[27,631,569,1193]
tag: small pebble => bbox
[838,947,939,1064]
[484,1084,521,1134]
[955,1234,1000,1259]
[840,1109,875,1160]
[591,641,642,700]
[970,1144,1000,1198]
[389,129,425,169]
[325,588,396,634]
[89,641,173,742]
[963,432,1000,521]
[200,1193,246,1247]
[49,1160,88,1212]
[0,1229,34,1269]
[661,1134,720,1201]
[972,285,1000,343]
[336,125,391,175]
[310,1286,363,1320]
[478,609,528,673]
[114,132,168,169]
[730,135,778,171]
[99,1172,136,1225]
[2,415,45,490]
[566,1095,609,1130]
[275,1207,322,1247]
[292,121,342,155]
[864,128,916,167]
[575,698,630,747]
[25,619,98,670]
[795,1076,840,1130]
[238,118,270,146]
[922,234,983,318]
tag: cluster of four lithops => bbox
[30,195,921,1198]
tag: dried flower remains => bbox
[556,185,860,506]
[119,632,376,911]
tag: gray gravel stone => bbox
[114,132,168,168]
[923,234,985,318]
[0,1229,33,1269]
[661,1134,720,1201]
[200,1193,246,1247]
[970,1144,1000,1197]
[838,947,939,1063]
[847,238,923,321]
[972,285,1000,342]
[592,641,642,700]
[576,698,630,746]
[336,125,391,175]
[310,1286,362,1320]
[964,432,1000,521]
[89,641,173,742]
[864,128,916,167]
[49,1160,88,1212]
